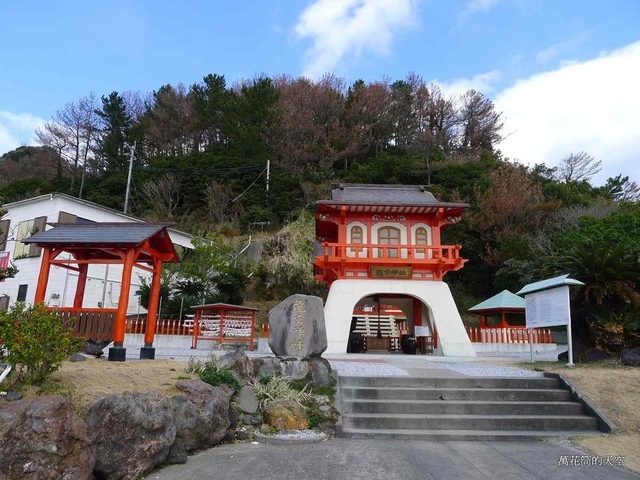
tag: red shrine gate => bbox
[24,222,180,361]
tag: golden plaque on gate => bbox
[370,266,413,278]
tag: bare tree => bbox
[204,182,243,225]
[554,152,602,183]
[139,174,183,220]
[457,90,504,158]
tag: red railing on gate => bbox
[466,326,553,344]
[54,307,117,341]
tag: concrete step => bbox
[341,386,573,402]
[344,399,585,415]
[339,375,560,390]
[343,413,599,431]
[339,427,604,442]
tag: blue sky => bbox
[1,0,639,183]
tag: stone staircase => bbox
[337,376,604,441]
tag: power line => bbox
[134,165,263,176]
[231,164,268,203]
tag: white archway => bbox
[324,279,476,356]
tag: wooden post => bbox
[143,257,162,347]
[112,248,136,350]
[192,309,201,349]
[34,247,53,303]
[73,262,88,308]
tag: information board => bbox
[525,285,570,328]
[414,326,430,337]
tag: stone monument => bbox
[268,294,327,358]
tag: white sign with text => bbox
[525,285,570,328]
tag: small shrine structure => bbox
[467,290,554,345]
[314,184,476,356]
[24,223,179,361]
[468,290,525,329]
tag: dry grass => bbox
[20,358,197,416]
[520,361,640,473]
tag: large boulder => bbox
[218,349,255,383]
[264,399,309,431]
[268,294,327,357]
[171,380,232,453]
[85,391,176,480]
[280,358,310,379]
[0,395,93,480]
[253,357,283,379]
[309,357,333,387]
[621,347,640,367]
[236,385,260,414]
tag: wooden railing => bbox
[54,307,117,341]
[466,326,554,344]
[316,242,463,264]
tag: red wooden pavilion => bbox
[23,222,180,361]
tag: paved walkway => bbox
[146,438,638,480]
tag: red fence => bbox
[466,326,553,344]
[125,317,192,336]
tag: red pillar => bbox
[501,311,508,328]
[112,248,136,347]
[413,297,422,327]
[73,262,88,308]
[34,247,53,303]
[143,257,162,347]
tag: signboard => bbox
[414,326,430,337]
[370,266,412,279]
[525,285,570,328]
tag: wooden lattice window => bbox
[351,226,363,244]
[378,227,400,258]
[415,227,428,256]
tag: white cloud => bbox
[495,40,640,183]
[461,0,502,17]
[294,0,420,79]
[435,69,501,97]
[535,32,590,63]
[0,111,45,155]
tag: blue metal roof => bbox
[516,274,584,296]
[468,290,525,312]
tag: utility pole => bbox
[124,141,136,214]
[266,159,270,202]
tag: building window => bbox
[17,284,28,302]
[378,227,400,258]
[415,227,428,257]
[0,219,10,251]
[13,216,46,259]
[351,226,363,244]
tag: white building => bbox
[0,193,193,313]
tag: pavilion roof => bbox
[316,184,467,215]
[468,290,525,313]
[23,222,180,263]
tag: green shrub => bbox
[0,303,84,385]
[199,368,241,393]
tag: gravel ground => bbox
[424,361,544,377]
[328,359,545,377]
[329,361,410,376]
